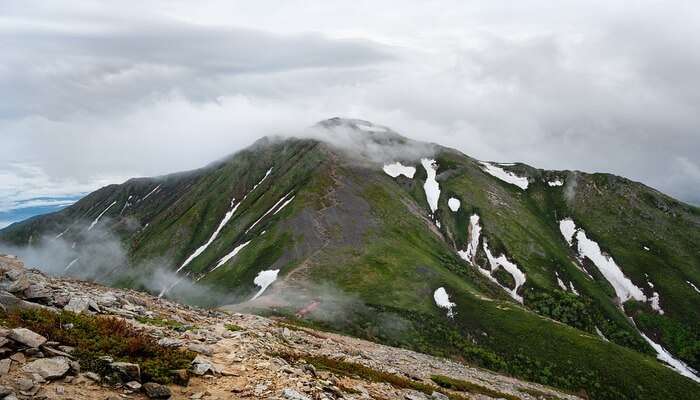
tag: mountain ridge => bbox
[1,118,699,399]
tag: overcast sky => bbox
[1,0,699,227]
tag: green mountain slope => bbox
[2,118,699,399]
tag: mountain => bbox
[1,118,699,399]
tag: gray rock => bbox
[23,284,50,300]
[16,378,34,392]
[0,291,43,313]
[84,372,101,382]
[0,359,10,375]
[282,388,311,400]
[157,338,183,348]
[8,328,46,348]
[404,392,428,400]
[142,382,171,399]
[9,353,25,363]
[125,380,142,390]
[22,356,71,379]
[431,392,449,400]
[0,385,13,397]
[110,361,141,382]
[187,343,213,356]
[190,355,214,376]
[64,297,90,314]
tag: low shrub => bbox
[2,308,194,384]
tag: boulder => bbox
[8,328,46,348]
[0,291,44,313]
[431,392,449,400]
[110,361,141,382]
[142,382,171,399]
[22,357,71,379]
[23,284,51,300]
[126,381,142,390]
[64,297,90,314]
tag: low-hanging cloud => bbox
[1,0,699,206]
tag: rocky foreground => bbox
[0,255,579,400]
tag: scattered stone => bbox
[187,343,213,356]
[0,385,12,397]
[142,382,171,399]
[126,381,142,390]
[282,388,311,400]
[405,392,428,400]
[55,385,65,395]
[8,328,46,348]
[64,297,90,314]
[110,362,141,382]
[157,338,183,348]
[16,378,34,392]
[22,356,71,379]
[85,372,101,382]
[9,353,25,364]
[431,392,449,400]
[0,359,11,375]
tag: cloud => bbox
[0,0,698,207]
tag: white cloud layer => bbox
[1,0,699,206]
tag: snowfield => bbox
[383,162,416,179]
[560,218,646,303]
[480,162,529,190]
[433,287,456,318]
[447,197,461,212]
[251,269,280,300]
[87,201,117,231]
[421,159,440,214]
[575,230,646,302]
[640,333,700,382]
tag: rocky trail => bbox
[0,255,579,400]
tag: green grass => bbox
[225,323,244,332]
[2,308,194,384]
[135,316,191,331]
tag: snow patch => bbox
[212,240,252,271]
[433,287,456,318]
[246,191,294,234]
[141,185,161,202]
[556,272,567,291]
[649,292,664,314]
[688,281,700,294]
[252,168,273,192]
[576,229,646,303]
[251,269,280,300]
[482,239,527,303]
[87,201,117,231]
[595,326,609,342]
[177,197,242,272]
[640,333,700,382]
[457,214,481,265]
[560,218,645,303]
[383,162,416,179]
[569,282,580,296]
[64,258,79,272]
[421,159,440,214]
[480,162,529,190]
[547,180,564,187]
[643,246,650,251]
[55,226,70,239]
[559,218,577,246]
[447,198,461,212]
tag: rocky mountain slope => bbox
[1,118,699,399]
[0,254,580,400]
